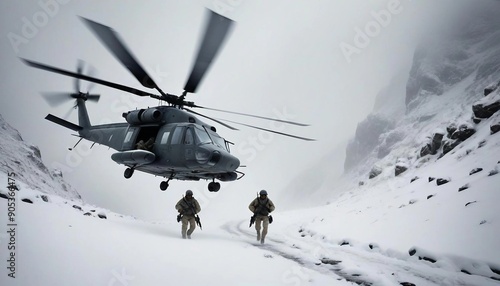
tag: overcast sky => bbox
[0,0,471,219]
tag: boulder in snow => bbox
[469,168,483,175]
[368,166,382,179]
[436,178,450,186]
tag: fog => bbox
[0,0,483,219]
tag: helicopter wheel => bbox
[208,182,220,192]
[160,181,169,191]
[124,168,134,179]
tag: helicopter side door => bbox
[164,125,198,169]
[121,127,140,150]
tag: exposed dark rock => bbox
[320,258,342,265]
[472,117,482,124]
[451,124,476,141]
[421,256,437,263]
[436,178,450,186]
[443,139,461,155]
[465,201,477,207]
[458,184,470,192]
[369,166,382,179]
[359,181,365,186]
[446,123,457,138]
[478,140,486,148]
[488,168,499,176]
[400,283,416,286]
[98,212,107,219]
[420,132,444,157]
[408,247,437,263]
[410,176,419,183]
[484,82,498,96]
[72,205,83,211]
[395,165,408,176]
[473,100,500,119]
[491,122,500,134]
[491,266,500,276]
[41,195,49,202]
[344,115,395,170]
[21,198,33,204]
[427,194,434,199]
[469,168,483,175]
[420,144,432,157]
[461,269,472,275]
[84,212,92,216]
[431,132,444,153]
[339,240,350,246]
[428,177,435,182]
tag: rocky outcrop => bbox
[344,115,395,171]
[0,114,81,201]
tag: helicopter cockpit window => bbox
[208,130,228,151]
[124,130,134,143]
[160,131,170,145]
[194,126,212,145]
[171,127,184,145]
[184,128,194,145]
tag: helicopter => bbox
[21,9,314,192]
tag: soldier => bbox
[249,190,275,244]
[175,190,201,239]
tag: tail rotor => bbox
[41,60,101,117]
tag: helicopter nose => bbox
[217,152,240,171]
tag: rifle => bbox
[249,215,255,228]
[249,192,259,228]
[195,214,202,230]
[184,196,202,231]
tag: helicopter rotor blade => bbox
[41,92,74,107]
[184,108,239,131]
[197,106,310,126]
[75,60,84,92]
[184,10,234,94]
[80,17,164,94]
[86,94,101,103]
[216,118,316,141]
[21,59,160,99]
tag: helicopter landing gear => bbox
[160,181,169,191]
[124,167,134,179]
[208,181,220,192]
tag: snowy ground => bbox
[1,174,499,286]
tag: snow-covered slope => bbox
[0,114,81,201]
[1,172,499,286]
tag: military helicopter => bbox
[21,9,314,192]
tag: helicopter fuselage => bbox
[73,103,240,189]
